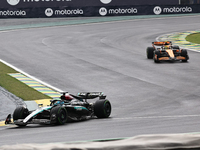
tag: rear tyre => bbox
[13,106,29,127]
[50,106,67,125]
[181,49,189,62]
[146,47,155,59]
[172,45,179,49]
[94,100,111,118]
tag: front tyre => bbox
[50,106,67,125]
[154,50,161,63]
[146,47,155,59]
[172,45,180,49]
[13,106,29,127]
[94,100,111,118]
[181,49,189,62]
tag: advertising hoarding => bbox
[1,0,199,18]
[4,0,180,8]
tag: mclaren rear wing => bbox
[152,41,172,46]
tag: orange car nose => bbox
[166,50,175,58]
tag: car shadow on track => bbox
[4,117,113,129]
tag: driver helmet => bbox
[60,94,73,101]
[54,101,64,106]
[164,45,171,49]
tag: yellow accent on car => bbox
[34,99,52,106]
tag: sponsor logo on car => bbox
[153,6,192,15]
[45,8,83,17]
[99,7,137,16]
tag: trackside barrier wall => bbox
[1,134,200,150]
[0,0,200,18]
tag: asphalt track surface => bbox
[0,15,200,146]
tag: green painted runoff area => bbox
[186,33,200,44]
[0,62,51,100]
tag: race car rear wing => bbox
[152,41,172,46]
[77,92,106,99]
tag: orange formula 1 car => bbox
[146,41,189,63]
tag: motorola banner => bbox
[152,5,193,15]
[3,0,179,8]
[97,5,197,16]
[0,4,199,18]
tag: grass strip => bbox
[186,33,200,44]
[0,61,51,100]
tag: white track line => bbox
[0,58,62,92]
[114,114,200,120]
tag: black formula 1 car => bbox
[5,92,111,126]
[146,41,189,63]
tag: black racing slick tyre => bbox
[153,50,161,63]
[13,106,29,127]
[172,45,180,49]
[94,100,111,118]
[50,106,67,125]
[146,47,155,59]
[181,49,189,62]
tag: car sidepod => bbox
[65,105,90,121]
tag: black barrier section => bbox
[2,0,180,8]
[0,4,199,18]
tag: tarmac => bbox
[1,30,200,122]
[0,14,199,123]
[0,86,25,122]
